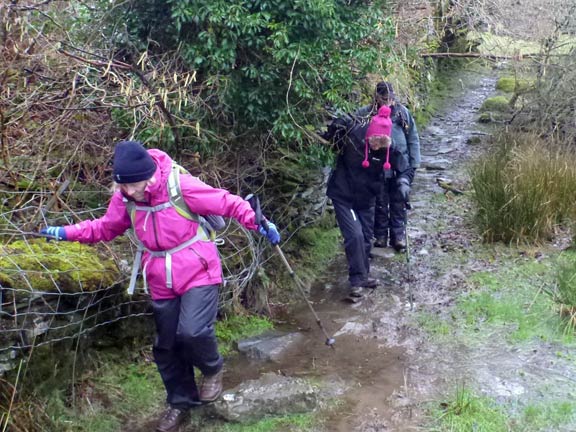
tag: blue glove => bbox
[40,226,67,241]
[258,221,281,245]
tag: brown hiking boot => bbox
[350,278,378,293]
[361,278,378,289]
[349,286,364,297]
[393,238,406,253]
[156,407,188,432]
[373,236,388,248]
[200,369,223,402]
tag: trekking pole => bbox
[4,230,55,239]
[273,244,336,348]
[405,202,414,311]
[245,194,336,349]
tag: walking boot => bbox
[373,236,388,248]
[361,278,378,289]
[156,407,188,432]
[392,238,406,253]
[200,369,223,402]
[348,285,364,297]
[349,278,378,295]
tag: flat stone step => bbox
[236,330,305,362]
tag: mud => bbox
[223,64,576,431]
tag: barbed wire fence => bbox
[0,187,268,376]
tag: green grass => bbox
[480,96,510,112]
[521,401,576,431]
[420,251,576,431]
[553,253,576,307]
[95,361,164,414]
[216,314,274,356]
[429,387,576,432]
[417,252,576,345]
[496,76,533,93]
[429,387,509,432]
[45,312,274,431]
[47,392,122,432]
[292,222,341,275]
[416,312,452,337]
[458,258,574,344]
[274,218,342,302]
[203,413,315,432]
[467,31,576,57]
[470,132,576,243]
[45,356,163,432]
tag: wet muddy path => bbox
[222,65,576,431]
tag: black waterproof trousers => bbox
[151,284,223,410]
[333,200,375,286]
[374,181,406,243]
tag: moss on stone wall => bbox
[0,240,119,295]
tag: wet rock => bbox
[420,157,451,170]
[425,125,444,137]
[333,320,374,337]
[210,372,318,423]
[408,200,428,210]
[406,226,427,241]
[0,349,17,374]
[236,330,304,362]
[435,145,459,155]
[466,136,483,145]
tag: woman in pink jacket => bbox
[41,141,280,432]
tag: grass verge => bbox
[470,131,576,243]
[46,356,164,432]
[216,313,274,356]
[429,386,576,432]
[450,254,574,344]
[200,413,316,432]
[429,386,509,432]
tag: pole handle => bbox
[245,193,269,231]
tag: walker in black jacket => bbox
[324,105,393,297]
[356,81,421,251]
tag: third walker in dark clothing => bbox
[356,82,421,252]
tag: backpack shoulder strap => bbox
[167,162,199,222]
[167,162,223,241]
[124,199,137,226]
[393,103,411,137]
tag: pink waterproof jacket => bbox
[64,149,259,300]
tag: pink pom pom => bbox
[383,146,391,170]
[362,160,370,168]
